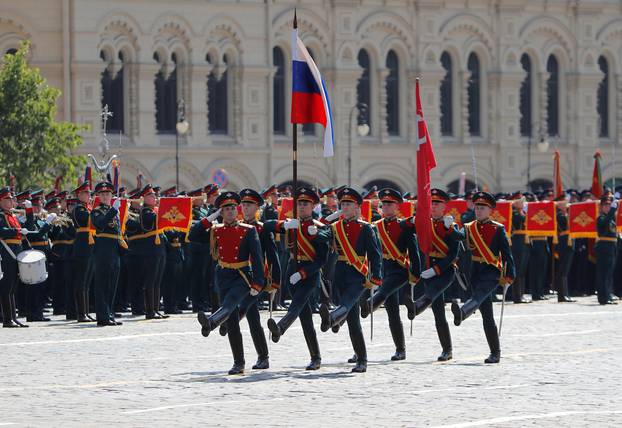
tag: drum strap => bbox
[0,239,18,260]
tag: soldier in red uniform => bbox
[451,192,515,363]
[318,187,383,373]
[265,187,329,371]
[360,188,421,361]
[191,191,265,375]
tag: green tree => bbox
[0,41,85,190]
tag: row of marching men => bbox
[190,185,521,375]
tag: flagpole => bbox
[292,10,298,263]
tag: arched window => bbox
[386,50,399,136]
[357,49,371,129]
[529,178,553,193]
[440,52,453,136]
[519,54,532,137]
[597,56,609,138]
[273,46,286,135]
[363,179,403,194]
[467,52,480,136]
[302,48,316,136]
[208,54,228,134]
[154,52,177,134]
[546,55,559,137]
[100,50,125,133]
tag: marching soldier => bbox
[555,195,575,302]
[0,187,27,328]
[225,188,281,370]
[451,191,515,364]
[191,191,265,375]
[71,181,95,322]
[318,187,382,373]
[360,188,420,361]
[128,184,168,319]
[595,193,618,305]
[265,187,329,370]
[510,192,531,304]
[408,188,462,361]
[186,188,210,312]
[91,181,125,326]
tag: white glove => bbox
[522,204,528,214]
[283,219,300,230]
[249,288,259,297]
[23,200,32,209]
[443,215,454,229]
[612,199,618,209]
[421,268,436,279]
[112,199,121,210]
[324,210,342,222]
[307,225,318,236]
[45,213,57,224]
[289,272,302,285]
[20,228,29,235]
[207,208,221,222]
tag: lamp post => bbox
[348,103,370,186]
[526,121,549,191]
[175,99,189,189]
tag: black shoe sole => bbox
[267,318,280,343]
[451,301,462,326]
[197,312,211,337]
[319,305,330,332]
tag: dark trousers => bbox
[189,251,209,311]
[595,242,617,304]
[163,258,182,312]
[125,254,144,313]
[333,263,367,361]
[528,240,549,298]
[240,292,269,359]
[63,260,76,318]
[216,277,251,365]
[464,271,499,354]
[93,254,120,322]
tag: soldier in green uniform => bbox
[91,181,125,326]
[555,196,575,302]
[595,193,618,305]
[510,192,531,303]
[187,188,210,312]
[71,182,95,322]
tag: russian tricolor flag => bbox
[290,25,334,157]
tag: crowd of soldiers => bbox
[0,180,620,375]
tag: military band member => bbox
[187,188,210,312]
[409,188,462,361]
[510,192,531,304]
[265,187,329,371]
[0,187,27,328]
[191,191,265,375]
[451,192,515,363]
[124,189,145,315]
[360,188,421,361]
[71,181,95,322]
[318,187,383,373]
[226,188,282,370]
[595,193,618,305]
[47,196,74,317]
[91,181,125,327]
[555,196,575,302]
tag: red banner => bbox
[360,200,372,223]
[445,199,468,226]
[158,197,192,232]
[568,201,598,239]
[91,197,129,234]
[616,206,622,233]
[278,197,293,220]
[490,201,513,238]
[398,201,415,219]
[526,201,557,237]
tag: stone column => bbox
[136,62,161,146]
[459,70,471,145]
[378,68,390,144]
[188,64,212,146]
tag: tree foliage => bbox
[0,41,85,190]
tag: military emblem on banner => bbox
[526,201,557,237]
[617,204,622,233]
[568,201,598,239]
[278,197,293,220]
[445,199,468,226]
[490,201,513,238]
[157,197,192,232]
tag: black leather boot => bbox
[198,307,230,337]
[267,311,296,343]
[322,305,349,333]
[483,322,501,364]
[76,290,89,322]
[303,328,321,370]
[451,298,478,326]
[154,287,169,318]
[435,321,453,361]
[414,295,432,317]
[10,295,28,327]
[250,321,269,370]
[1,295,18,328]
[404,294,416,320]
[349,327,367,373]
[360,293,383,319]
[389,319,406,361]
[557,277,575,302]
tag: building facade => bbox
[1,0,621,193]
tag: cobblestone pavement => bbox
[1,296,622,427]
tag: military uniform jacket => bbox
[322,218,383,283]
[261,204,279,221]
[71,202,93,258]
[264,218,329,281]
[596,206,618,245]
[49,222,75,261]
[24,210,52,253]
[129,206,165,257]
[124,207,141,255]
[0,209,23,260]
[374,217,421,279]
[164,230,184,263]
[464,219,515,280]
[426,218,463,276]
[461,209,475,225]
[511,208,529,246]
[245,219,281,288]
[90,204,123,255]
[187,205,209,254]
[557,209,575,251]
[189,219,265,290]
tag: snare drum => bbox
[17,249,48,285]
